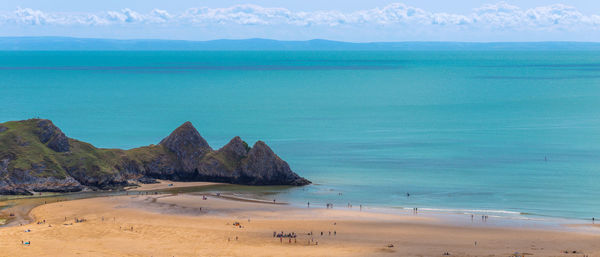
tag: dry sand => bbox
[1,193,599,257]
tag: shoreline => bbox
[2,180,598,232]
[1,193,599,256]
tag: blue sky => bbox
[2,0,600,42]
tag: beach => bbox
[126,180,223,191]
[1,191,599,257]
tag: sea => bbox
[1,50,599,222]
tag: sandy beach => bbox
[126,179,223,191]
[1,192,599,257]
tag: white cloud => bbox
[107,8,144,23]
[2,2,599,32]
[14,7,51,25]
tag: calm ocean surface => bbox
[1,51,599,221]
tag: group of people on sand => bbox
[312,230,337,238]
[311,202,363,210]
[469,214,490,222]
[274,231,298,243]
[271,229,339,245]
[274,231,298,238]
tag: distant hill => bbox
[1,37,600,51]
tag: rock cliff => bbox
[0,119,310,195]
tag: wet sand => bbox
[1,193,599,257]
[127,179,222,191]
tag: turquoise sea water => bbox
[1,51,599,221]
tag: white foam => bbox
[402,207,521,215]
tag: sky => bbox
[1,0,600,42]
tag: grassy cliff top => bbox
[0,119,167,179]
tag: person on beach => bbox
[307,202,310,208]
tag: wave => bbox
[399,207,522,215]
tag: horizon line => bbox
[3,36,600,44]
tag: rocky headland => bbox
[0,119,310,195]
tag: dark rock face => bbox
[0,126,7,133]
[65,165,136,189]
[218,136,250,160]
[151,125,309,185]
[0,158,83,194]
[159,121,212,173]
[36,120,70,152]
[237,141,311,186]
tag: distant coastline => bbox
[2,36,600,51]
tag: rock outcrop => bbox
[159,121,212,171]
[36,119,70,152]
[0,119,310,195]
[237,141,311,186]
